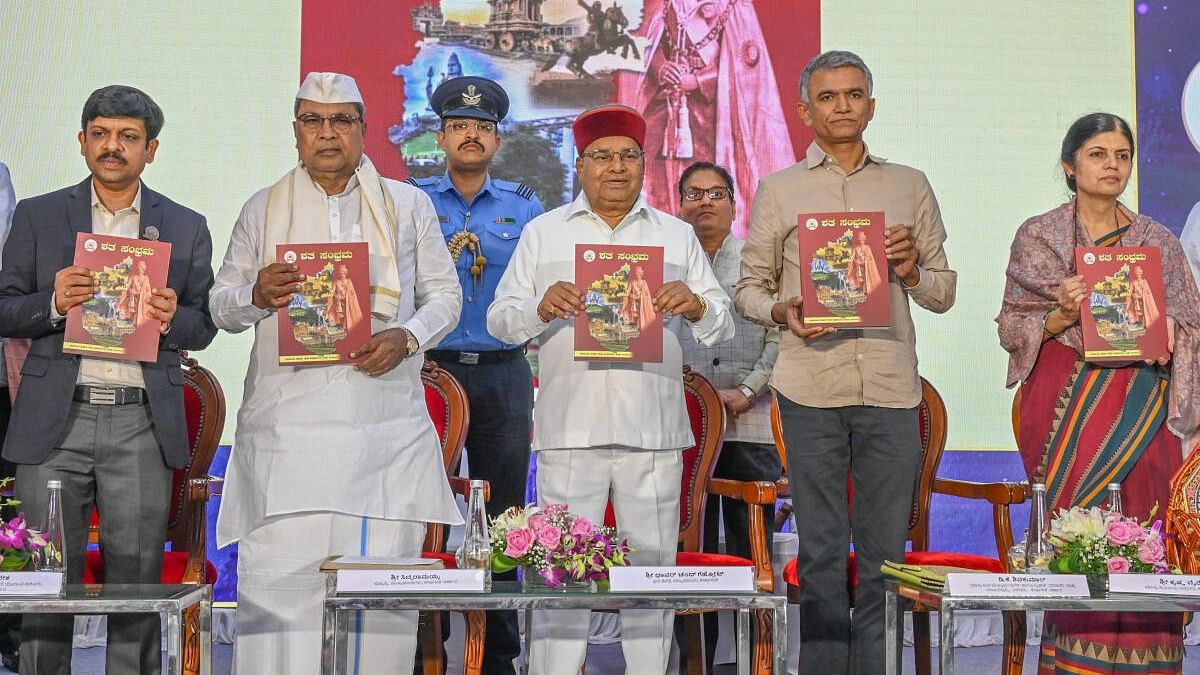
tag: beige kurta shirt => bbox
[736,141,957,409]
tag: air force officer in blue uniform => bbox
[407,76,542,675]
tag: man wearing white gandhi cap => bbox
[210,71,463,674]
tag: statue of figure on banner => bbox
[629,0,795,236]
[566,0,641,77]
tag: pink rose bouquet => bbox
[489,503,633,587]
[1047,505,1172,576]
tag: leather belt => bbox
[73,385,148,405]
[427,348,525,366]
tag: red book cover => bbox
[797,211,891,328]
[64,233,171,362]
[574,244,664,363]
[276,242,371,365]
[1076,246,1169,363]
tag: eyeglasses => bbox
[580,148,645,165]
[682,187,732,202]
[444,119,497,135]
[296,113,362,134]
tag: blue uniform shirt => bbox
[407,172,543,352]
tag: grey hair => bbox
[293,99,365,122]
[799,50,874,104]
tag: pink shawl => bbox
[997,200,1200,439]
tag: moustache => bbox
[459,141,483,151]
[97,152,126,164]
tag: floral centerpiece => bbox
[490,503,633,588]
[0,479,56,572]
[1046,505,1170,577]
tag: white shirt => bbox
[487,192,734,451]
[210,171,464,547]
[49,182,146,388]
[1183,202,1200,291]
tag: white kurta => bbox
[211,174,464,548]
[487,192,735,451]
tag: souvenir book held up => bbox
[1075,246,1168,363]
[276,242,371,365]
[574,244,664,363]
[797,211,891,328]
[63,232,171,362]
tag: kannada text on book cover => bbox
[63,232,171,363]
[797,211,890,328]
[276,242,371,365]
[574,244,664,363]
[1076,246,1168,363]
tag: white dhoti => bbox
[234,512,426,675]
[528,447,682,675]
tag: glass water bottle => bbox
[1025,483,1053,573]
[456,479,492,590]
[38,479,67,595]
[1105,482,1124,516]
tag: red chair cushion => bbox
[783,551,1004,588]
[422,551,457,568]
[679,388,705,530]
[676,551,753,567]
[83,550,218,584]
[901,551,1005,573]
[425,384,449,442]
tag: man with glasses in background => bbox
[210,72,462,675]
[407,76,542,675]
[676,161,781,672]
[488,105,733,675]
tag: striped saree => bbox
[1006,217,1191,673]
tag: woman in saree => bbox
[998,112,1200,674]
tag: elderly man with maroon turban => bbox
[488,104,733,675]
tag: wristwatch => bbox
[403,328,420,358]
[738,384,757,404]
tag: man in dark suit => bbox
[0,85,216,675]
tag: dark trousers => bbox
[15,401,172,675]
[697,441,782,667]
[777,396,921,675]
[438,355,533,675]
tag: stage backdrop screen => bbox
[0,1,1146,601]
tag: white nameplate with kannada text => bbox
[0,571,64,596]
[945,573,1089,598]
[335,569,486,593]
[609,566,755,592]
[1109,574,1200,596]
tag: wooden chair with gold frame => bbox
[419,359,486,675]
[1166,440,1200,574]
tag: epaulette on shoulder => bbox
[403,176,437,187]
[496,179,536,201]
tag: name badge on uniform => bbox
[438,215,450,223]
[495,217,516,224]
